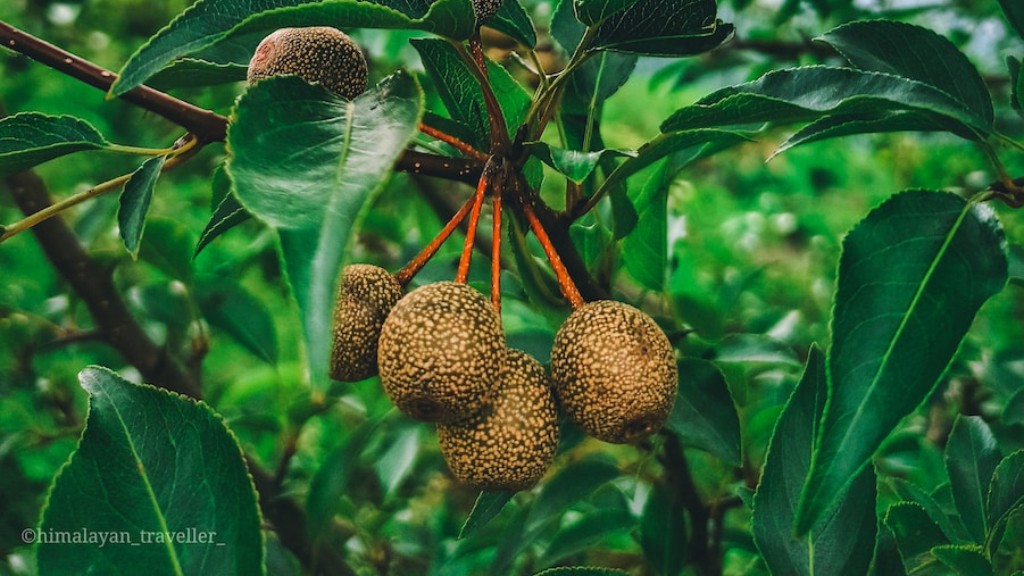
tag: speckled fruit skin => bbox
[377,282,506,423]
[329,264,403,382]
[438,350,559,492]
[473,0,502,22]
[247,27,368,100]
[550,300,678,444]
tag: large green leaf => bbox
[666,359,741,466]
[37,367,262,575]
[753,346,877,576]
[589,0,732,56]
[662,67,990,140]
[147,59,249,91]
[945,416,1001,544]
[526,143,635,184]
[490,0,537,47]
[539,508,634,568]
[622,160,669,291]
[885,502,950,573]
[118,156,166,258]
[640,482,686,576]
[932,545,994,576]
[0,113,111,175]
[573,0,639,25]
[227,73,422,389]
[987,450,1024,553]
[460,491,516,539]
[772,111,947,158]
[818,20,993,128]
[796,191,1008,534]
[552,0,637,112]
[411,38,530,150]
[998,0,1024,41]
[112,0,475,96]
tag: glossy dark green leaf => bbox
[589,0,732,56]
[411,38,530,150]
[0,113,111,175]
[539,508,634,568]
[139,218,195,283]
[147,59,248,91]
[195,165,252,257]
[987,450,1024,552]
[1009,58,1024,119]
[797,191,1008,535]
[773,111,947,158]
[530,568,628,576]
[569,223,612,272]
[753,346,877,576]
[527,458,620,530]
[118,156,166,258]
[999,0,1024,40]
[818,20,993,127]
[573,0,639,25]
[885,502,950,571]
[931,545,994,576]
[641,482,686,576]
[460,491,516,539]
[306,418,381,540]
[113,0,476,96]
[1007,389,1024,425]
[227,73,422,389]
[1009,245,1024,285]
[667,359,741,466]
[196,277,279,364]
[526,143,635,184]
[888,477,968,543]
[490,0,537,47]
[945,415,1001,543]
[662,67,990,139]
[37,367,262,575]
[622,160,669,291]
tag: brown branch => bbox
[660,433,718,576]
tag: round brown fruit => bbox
[329,264,403,382]
[247,26,368,100]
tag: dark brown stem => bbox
[451,39,509,152]
[456,171,489,283]
[0,20,226,143]
[661,433,718,576]
[394,193,476,286]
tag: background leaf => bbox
[998,0,1024,40]
[227,72,422,389]
[460,491,516,539]
[797,190,1008,534]
[885,502,950,572]
[987,450,1024,553]
[37,367,262,575]
[0,113,111,175]
[118,156,165,258]
[944,415,1001,544]
[195,164,252,257]
[753,345,877,576]
[640,482,686,576]
[665,358,741,466]
[196,277,279,364]
[489,0,537,47]
[589,0,732,56]
[931,545,994,576]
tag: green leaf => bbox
[666,359,741,466]
[796,190,1008,535]
[306,418,381,540]
[460,491,516,539]
[1011,58,1024,120]
[987,450,1024,552]
[118,156,166,258]
[227,72,422,389]
[147,59,249,91]
[945,415,1001,543]
[753,346,877,576]
[662,67,990,139]
[526,143,636,184]
[411,38,530,150]
[573,0,639,25]
[490,0,537,47]
[888,477,969,543]
[589,0,732,56]
[37,367,262,575]
[885,502,950,571]
[1010,245,1024,284]
[539,508,634,568]
[818,20,993,127]
[527,458,620,530]
[0,113,111,175]
[772,111,948,158]
[622,160,669,291]
[999,0,1024,40]
[711,333,802,368]
[931,545,994,576]
[640,482,686,576]
[195,165,252,258]
[530,568,628,576]
[112,0,476,96]
[139,218,195,283]
[1007,389,1024,426]
[196,277,279,364]
[569,222,612,272]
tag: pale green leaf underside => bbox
[38,367,262,576]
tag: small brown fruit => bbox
[329,264,403,382]
[247,26,368,99]
[377,282,506,423]
[438,350,559,492]
[473,0,502,23]
[550,300,677,444]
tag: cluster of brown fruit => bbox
[329,266,678,492]
[247,17,679,493]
